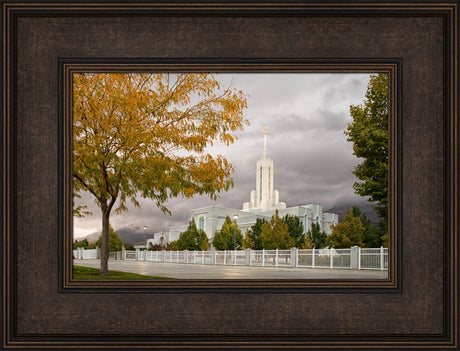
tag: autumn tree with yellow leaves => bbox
[260,210,295,250]
[73,73,248,274]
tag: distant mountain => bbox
[75,226,156,245]
[325,202,380,224]
[76,231,100,244]
[115,227,155,245]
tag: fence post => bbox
[224,250,227,265]
[312,248,315,268]
[135,248,140,261]
[121,247,125,260]
[233,250,237,265]
[380,246,384,271]
[330,247,333,269]
[350,246,358,270]
[202,250,205,264]
[193,250,196,264]
[247,249,251,266]
[290,248,297,267]
[262,249,265,267]
[275,248,279,267]
[358,247,361,270]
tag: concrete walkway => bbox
[74,259,388,279]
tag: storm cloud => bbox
[73,73,373,238]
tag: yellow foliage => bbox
[243,230,255,249]
[72,73,249,273]
[73,73,249,215]
[301,236,314,249]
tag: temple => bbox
[147,128,338,248]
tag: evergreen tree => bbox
[351,206,381,247]
[244,217,266,250]
[212,216,243,250]
[282,214,305,248]
[261,210,295,250]
[177,219,209,251]
[327,210,364,248]
[306,222,327,249]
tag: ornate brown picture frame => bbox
[2,1,458,349]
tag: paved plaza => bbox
[74,259,388,279]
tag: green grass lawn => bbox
[73,265,172,279]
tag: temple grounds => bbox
[74,259,388,279]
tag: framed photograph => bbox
[2,1,458,349]
[68,68,394,285]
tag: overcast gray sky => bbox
[73,73,373,239]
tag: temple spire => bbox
[241,124,286,212]
[263,126,268,157]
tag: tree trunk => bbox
[100,208,110,275]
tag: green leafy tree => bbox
[345,73,389,236]
[177,219,209,251]
[327,210,365,248]
[166,240,180,251]
[124,243,135,250]
[261,210,295,250]
[73,73,248,274]
[72,238,89,250]
[306,222,327,249]
[147,243,166,251]
[96,226,123,251]
[212,215,243,250]
[381,233,389,248]
[351,206,381,248]
[282,214,305,248]
[244,217,267,250]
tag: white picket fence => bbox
[73,247,99,259]
[74,247,388,271]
